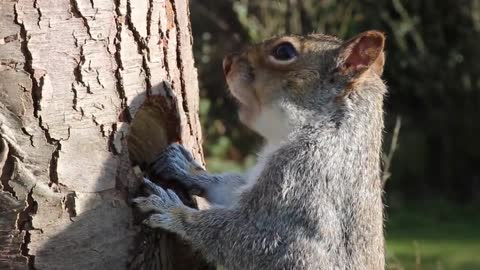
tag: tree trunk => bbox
[0,0,210,269]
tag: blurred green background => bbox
[189,0,480,269]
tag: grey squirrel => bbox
[133,30,387,270]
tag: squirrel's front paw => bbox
[141,177,169,197]
[142,213,178,231]
[133,183,183,213]
[133,183,190,235]
[149,143,204,185]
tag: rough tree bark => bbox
[0,0,211,269]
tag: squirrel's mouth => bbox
[225,74,260,127]
[226,84,260,127]
[223,54,262,127]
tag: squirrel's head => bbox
[224,30,386,141]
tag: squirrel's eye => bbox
[271,42,298,62]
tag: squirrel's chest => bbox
[238,143,283,195]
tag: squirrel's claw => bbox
[133,184,184,214]
[142,177,165,196]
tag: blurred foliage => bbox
[190,0,480,203]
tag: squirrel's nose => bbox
[223,55,233,76]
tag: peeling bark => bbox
[1,0,207,269]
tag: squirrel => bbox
[133,30,387,270]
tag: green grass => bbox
[385,201,480,270]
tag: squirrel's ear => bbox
[338,30,385,76]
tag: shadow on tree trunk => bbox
[36,86,213,270]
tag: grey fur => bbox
[135,33,386,270]
[150,145,247,207]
